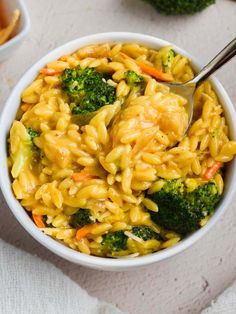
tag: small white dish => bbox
[0,0,30,62]
[0,32,235,271]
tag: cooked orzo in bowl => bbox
[5,33,236,264]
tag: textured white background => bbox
[0,1,236,313]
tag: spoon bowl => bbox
[168,37,236,134]
[167,82,195,133]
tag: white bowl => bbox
[0,32,235,271]
[0,0,30,62]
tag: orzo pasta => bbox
[8,42,236,258]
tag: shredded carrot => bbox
[21,103,32,112]
[203,161,223,180]
[40,68,63,76]
[32,215,46,228]
[136,61,174,82]
[76,224,96,240]
[72,172,96,182]
[120,52,173,82]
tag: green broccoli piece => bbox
[42,215,53,227]
[61,67,116,115]
[70,208,95,228]
[27,127,39,141]
[160,179,185,195]
[142,0,215,15]
[26,127,42,158]
[186,181,220,217]
[102,231,128,252]
[132,226,162,241]
[162,49,176,72]
[148,180,221,235]
[125,70,144,87]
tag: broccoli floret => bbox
[61,67,116,115]
[143,0,215,15]
[186,182,220,217]
[102,231,128,252]
[27,127,39,141]
[125,70,144,87]
[26,127,42,157]
[148,180,221,235]
[70,208,95,228]
[162,49,176,72]
[161,179,185,195]
[149,180,191,234]
[42,215,53,227]
[132,226,162,241]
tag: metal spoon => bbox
[168,37,236,133]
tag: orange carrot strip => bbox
[136,61,174,82]
[32,215,46,228]
[76,224,96,240]
[40,68,63,76]
[21,103,32,112]
[72,172,96,183]
[203,161,223,180]
[120,52,173,82]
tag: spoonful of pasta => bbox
[167,37,236,134]
[121,37,236,135]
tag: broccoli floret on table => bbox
[61,67,116,115]
[142,0,215,15]
[102,231,128,252]
[132,226,162,241]
[70,208,95,228]
[148,179,221,235]
[125,70,144,87]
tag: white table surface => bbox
[0,1,236,313]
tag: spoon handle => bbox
[191,37,236,86]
